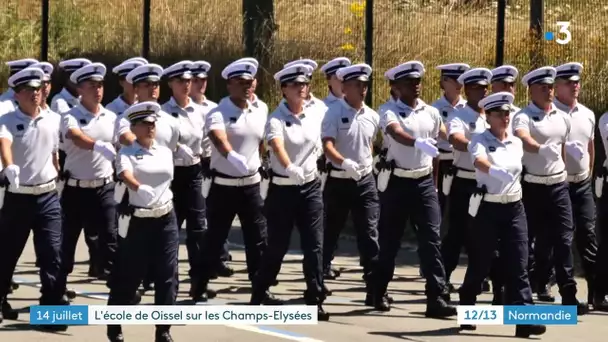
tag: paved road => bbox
[2,216,607,342]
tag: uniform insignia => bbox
[532,116,540,121]
[341,117,349,124]
[296,67,302,73]
[146,105,152,110]
[172,112,178,118]
[79,119,87,124]
[505,141,512,145]
[502,95,507,100]
[252,102,258,108]
[148,66,153,72]
[135,154,143,160]
[442,111,448,117]
[488,146,496,152]
[30,70,36,76]
[245,65,251,71]
[229,117,237,123]
[16,124,24,131]
[285,121,292,127]
[469,122,476,129]
[399,112,406,118]
[93,66,98,72]
[360,67,365,72]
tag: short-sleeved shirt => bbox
[0,89,14,103]
[0,90,17,116]
[554,99,595,175]
[106,95,133,117]
[323,92,341,107]
[470,130,523,195]
[512,102,570,176]
[206,97,266,177]
[266,102,324,177]
[507,104,521,134]
[162,97,206,161]
[251,94,269,117]
[431,95,467,152]
[61,104,117,180]
[51,88,80,115]
[598,112,608,163]
[380,99,442,169]
[447,105,489,170]
[0,108,60,185]
[117,141,174,208]
[198,97,218,158]
[322,99,379,169]
[116,106,179,151]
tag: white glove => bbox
[285,164,306,185]
[414,138,439,157]
[488,166,515,184]
[176,144,196,163]
[227,150,249,175]
[93,140,117,161]
[4,164,19,188]
[538,143,561,161]
[565,141,585,160]
[341,159,362,181]
[136,184,156,206]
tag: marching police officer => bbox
[57,62,118,293]
[190,59,268,302]
[320,63,380,301]
[0,58,38,115]
[107,102,178,342]
[594,108,608,311]
[431,63,469,214]
[512,66,588,314]
[189,60,234,277]
[459,92,546,338]
[232,58,269,115]
[284,59,323,108]
[553,62,598,306]
[161,60,210,289]
[52,58,92,114]
[250,62,330,320]
[373,61,456,317]
[106,57,148,117]
[442,67,492,291]
[0,67,66,330]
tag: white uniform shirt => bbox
[508,104,521,135]
[116,107,179,151]
[61,104,117,180]
[447,105,489,171]
[0,90,17,116]
[198,97,218,158]
[266,102,324,177]
[376,97,398,151]
[322,99,379,169]
[431,95,467,153]
[117,141,174,208]
[251,94,269,117]
[0,108,60,185]
[554,99,594,175]
[161,97,206,160]
[0,89,15,103]
[598,112,608,163]
[323,92,341,108]
[206,97,266,177]
[51,88,80,114]
[106,95,133,117]
[380,99,442,169]
[470,130,523,195]
[512,103,570,176]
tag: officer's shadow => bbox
[368,328,528,340]
[0,322,71,335]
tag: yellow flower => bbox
[340,43,355,51]
[344,27,353,34]
[349,2,365,17]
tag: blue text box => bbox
[503,305,577,325]
[30,305,89,325]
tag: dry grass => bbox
[1,0,608,114]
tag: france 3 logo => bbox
[544,22,572,45]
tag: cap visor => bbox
[467,80,489,86]
[175,73,193,80]
[488,104,511,112]
[137,76,161,83]
[495,76,515,83]
[558,75,580,81]
[88,75,104,82]
[348,75,369,82]
[42,75,52,82]
[195,72,208,78]
[534,78,554,85]
[19,80,42,88]
[293,75,310,83]
[132,115,157,124]
[231,74,254,80]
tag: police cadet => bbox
[284,59,323,108]
[431,63,468,214]
[491,65,520,134]
[161,60,210,290]
[107,102,178,342]
[594,108,608,311]
[512,66,589,314]
[232,58,269,114]
[106,57,148,117]
[52,58,92,114]
[553,62,599,307]
[189,60,234,277]
[373,61,456,317]
[0,58,38,115]
[459,92,546,338]
[442,67,492,292]
[318,57,351,280]
[57,62,118,299]
[0,67,66,330]
[320,62,380,302]
[31,62,55,112]
[190,59,268,302]
[250,62,330,320]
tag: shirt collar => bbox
[168,96,195,111]
[443,95,467,109]
[395,98,427,112]
[279,100,306,118]
[553,98,579,114]
[325,91,341,103]
[15,106,45,122]
[60,88,79,103]
[133,140,158,152]
[528,101,557,115]
[220,96,252,113]
[76,103,105,117]
[340,98,366,115]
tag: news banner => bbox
[27,304,578,326]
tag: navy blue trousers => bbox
[523,180,578,300]
[107,209,179,331]
[442,175,477,281]
[375,174,448,298]
[0,190,63,303]
[59,183,117,282]
[254,178,325,301]
[459,199,534,305]
[197,178,267,282]
[323,173,380,277]
[595,186,608,298]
